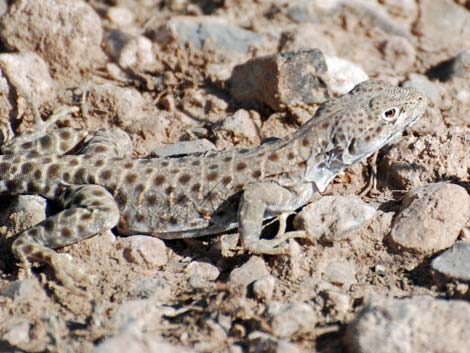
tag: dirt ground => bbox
[0,1,469,353]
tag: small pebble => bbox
[320,260,357,289]
[252,275,276,302]
[228,256,269,293]
[266,302,317,338]
[121,236,168,268]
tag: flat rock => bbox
[346,296,470,353]
[229,49,330,111]
[93,326,195,353]
[319,259,357,290]
[151,16,265,56]
[294,195,376,241]
[228,256,269,292]
[0,0,105,79]
[266,302,317,338]
[0,195,47,234]
[389,183,470,254]
[431,241,470,281]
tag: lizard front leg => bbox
[12,185,119,293]
[238,182,313,255]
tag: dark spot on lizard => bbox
[179,174,191,184]
[154,175,166,186]
[94,159,105,167]
[59,130,71,140]
[39,135,53,149]
[165,186,174,195]
[302,138,309,147]
[268,153,279,161]
[224,156,232,162]
[47,164,61,178]
[207,172,218,181]
[91,189,106,197]
[161,160,170,167]
[287,152,295,160]
[191,183,201,192]
[100,170,112,180]
[222,176,232,185]
[192,160,201,166]
[147,195,157,205]
[61,228,72,238]
[252,170,262,178]
[176,193,188,204]
[236,162,247,171]
[125,173,138,184]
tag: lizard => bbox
[1,80,427,291]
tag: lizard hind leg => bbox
[11,184,119,293]
[238,183,312,255]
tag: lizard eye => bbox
[382,107,399,122]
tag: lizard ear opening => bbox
[381,107,399,122]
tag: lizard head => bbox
[338,80,428,165]
[304,80,428,191]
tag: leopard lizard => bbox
[1,80,427,290]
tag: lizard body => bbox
[2,80,427,289]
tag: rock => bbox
[266,302,317,338]
[86,83,146,127]
[107,6,135,28]
[319,260,357,289]
[2,322,31,347]
[120,236,168,269]
[414,0,470,64]
[324,56,368,95]
[0,52,56,109]
[427,49,470,82]
[214,109,261,148]
[279,23,336,56]
[0,0,105,79]
[323,289,351,316]
[379,36,416,72]
[104,31,157,71]
[186,261,220,289]
[93,326,195,353]
[389,183,470,254]
[229,49,330,110]
[151,16,265,56]
[0,195,47,234]
[247,332,302,353]
[1,278,43,299]
[150,139,216,157]
[431,241,470,281]
[383,128,470,188]
[294,195,376,241]
[128,275,173,301]
[252,275,276,302]
[228,256,269,293]
[346,296,470,353]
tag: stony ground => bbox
[0,1,469,353]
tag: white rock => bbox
[107,6,135,27]
[253,275,276,302]
[325,56,368,95]
[320,260,357,289]
[346,296,470,353]
[266,302,317,338]
[104,31,156,71]
[228,256,269,292]
[121,236,168,268]
[186,261,220,281]
[379,36,416,72]
[294,195,376,241]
